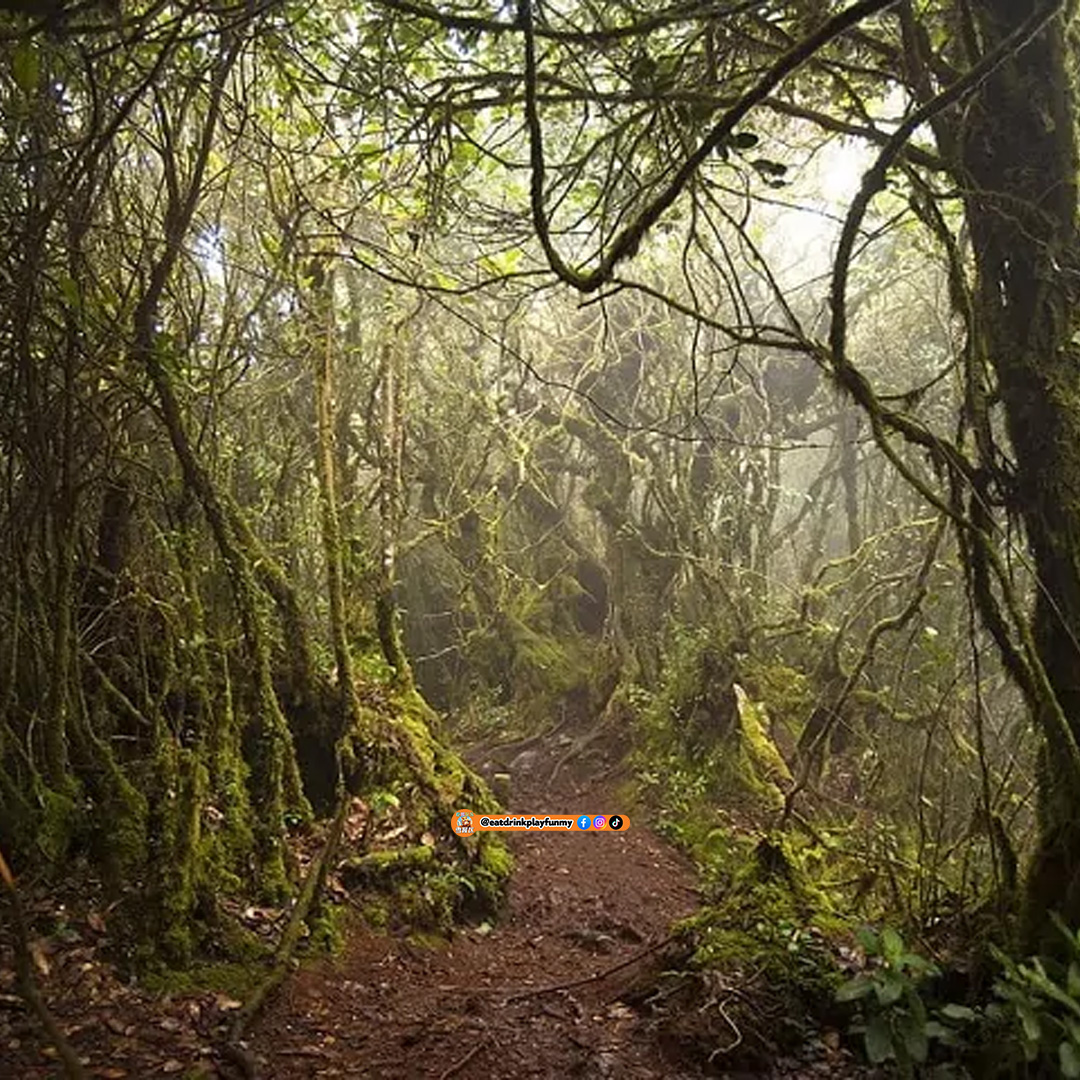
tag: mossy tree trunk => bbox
[959,0,1080,948]
[310,258,368,777]
[376,322,415,690]
[130,25,309,901]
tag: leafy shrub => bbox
[837,926,977,1075]
[992,915,1080,1077]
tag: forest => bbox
[1,0,1079,1076]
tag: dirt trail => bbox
[251,771,703,1078]
[0,759,880,1079]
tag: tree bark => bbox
[960,0,1080,948]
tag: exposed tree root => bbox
[221,789,352,1079]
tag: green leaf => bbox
[1062,1041,1080,1078]
[940,1003,976,1022]
[865,1014,894,1064]
[880,927,904,963]
[856,926,879,953]
[836,976,874,1002]
[901,1014,929,1063]
[13,41,38,94]
[57,273,80,310]
[875,973,905,1006]
[1064,1015,1080,1047]
[1068,961,1080,1000]
[1017,999,1042,1045]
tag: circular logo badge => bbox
[577,814,592,830]
[452,810,475,836]
[593,815,607,829]
[608,815,624,831]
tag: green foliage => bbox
[737,657,813,735]
[635,625,793,816]
[342,835,512,931]
[838,924,984,1075]
[140,959,265,1001]
[992,915,1080,1077]
[837,926,942,1073]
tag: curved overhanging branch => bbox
[521,0,902,293]
[827,0,1080,781]
[372,0,764,44]
[829,0,1067,382]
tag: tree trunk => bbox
[376,334,414,689]
[960,0,1080,948]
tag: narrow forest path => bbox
[251,770,704,1078]
[0,758,877,1079]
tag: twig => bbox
[502,933,678,1002]
[438,1034,493,1079]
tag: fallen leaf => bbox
[215,994,242,1011]
[29,939,51,977]
[161,1060,183,1074]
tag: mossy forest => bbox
[2,0,1080,1076]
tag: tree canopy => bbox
[2,0,1080,1070]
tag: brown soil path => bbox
[251,774,704,1079]
[0,767,872,1078]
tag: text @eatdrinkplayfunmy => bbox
[451,810,629,835]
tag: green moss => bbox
[37,784,79,865]
[478,833,513,877]
[359,899,390,930]
[103,777,149,884]
[156,747,205,966]
[378,684,500,820]
[737,658,813,735]
[340,844,435,888]
[308,902,348,952]
[468,834,513,917]
[141,959,263,1000]
[733,685,791,810]
[681,834,847,1006]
